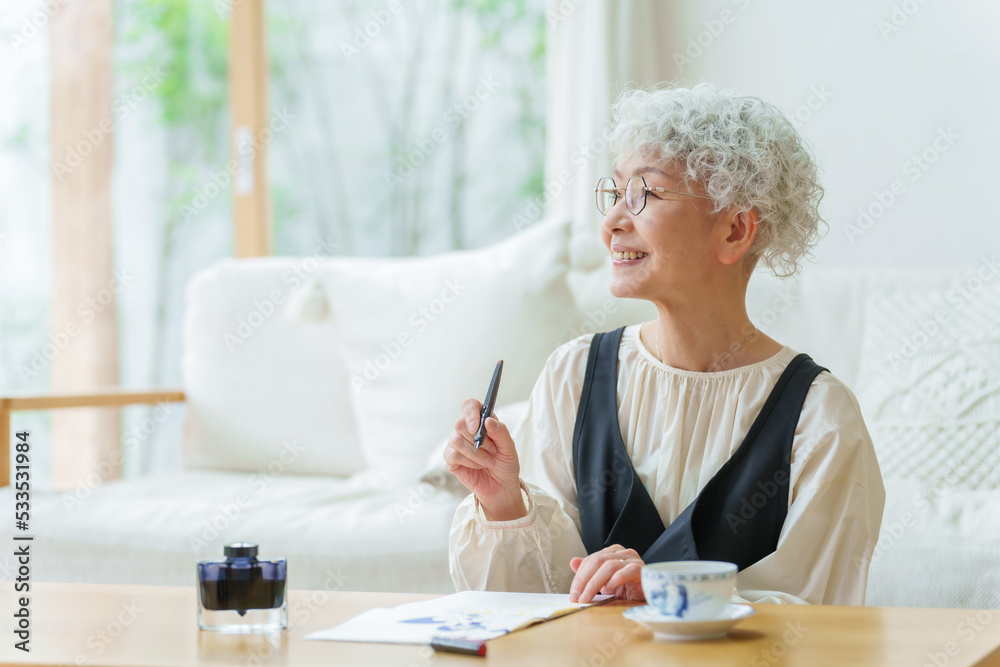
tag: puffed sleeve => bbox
[449,339,592,593]
[735,375,886,605]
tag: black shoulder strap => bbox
[572,327,667,555]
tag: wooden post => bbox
[229,0,272,257]
[49,0,120,489]
[0,405,9,488]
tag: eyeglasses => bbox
[594,175,712,215]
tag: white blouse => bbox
[449,324,885,605]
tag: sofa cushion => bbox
[854,279,1000,608]
[865,479,1000,609]
[855,281,1000,488]
[321,217,580,483]
[181,258,366,477]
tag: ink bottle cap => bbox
[197,542,287,633]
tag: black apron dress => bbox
[572,326,827,570]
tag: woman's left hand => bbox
[568,545,645,603]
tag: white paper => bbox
[304,591,613,645]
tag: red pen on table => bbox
[430,636,488,657]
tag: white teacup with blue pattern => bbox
[641,561,737,621]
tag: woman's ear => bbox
[718,207,758,266]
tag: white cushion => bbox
[855,282,1000,488]
[322,217,580,483]
[181,259,366,477]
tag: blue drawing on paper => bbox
[400,614,488,634]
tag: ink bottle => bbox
[197,542,287,632]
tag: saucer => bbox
[623,603,755,641]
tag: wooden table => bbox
[2,582,999,666]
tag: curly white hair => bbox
[608,82,827,278]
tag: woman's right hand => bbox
[443,398,526,521]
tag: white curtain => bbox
[544,0,679,270]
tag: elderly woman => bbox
[443,83,885,606]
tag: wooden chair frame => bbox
[0,389,185,487]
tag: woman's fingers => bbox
[600,545,640,561]
[443,446,487,472]
[569,546,644,602]
[602,562,642,592]
[454,407,517,462]
[453,413,479,443]
[444,399,521,499]
[444,431,496,468]
[482,416,516,457]
[573,559,623,603]
[460,398,483,434]
[569,552,611,602]
[458,400,517,457]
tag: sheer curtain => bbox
[544,0,680,270]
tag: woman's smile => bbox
[611,245,650,265]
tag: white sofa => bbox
[2,217,997,608]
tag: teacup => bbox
[640,561,737,621]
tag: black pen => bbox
[474,360,503,451]
[430,636,487,657]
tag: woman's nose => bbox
[602,207,632,235]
